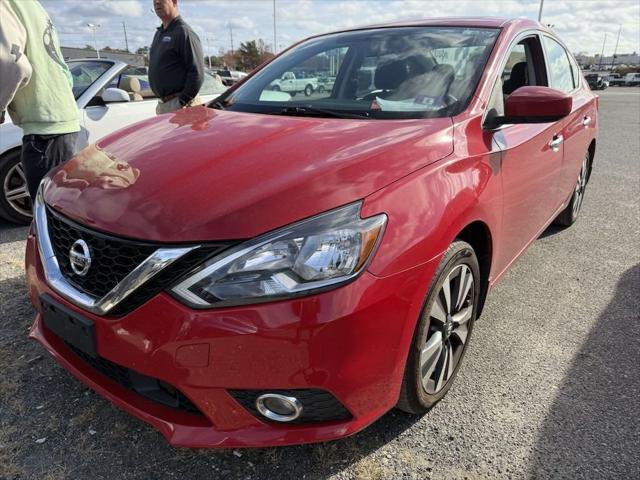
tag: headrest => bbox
[510,62,527,81]
[119,76,141,93]
[374,60,410,90]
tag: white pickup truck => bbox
[624,72,640,86]
[269,72,318,96]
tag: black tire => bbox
[0,149,32,224]
[317,85,325,94]
[397,240,480,414]
[271,85,280,91]
[290,91,296,97]
[304,84,314,96]
[554,152,590,227]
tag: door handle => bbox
[582,116,591,127]
[549,134,563,152]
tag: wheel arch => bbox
[454,220,493,319]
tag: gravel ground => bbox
[0,89,638,480]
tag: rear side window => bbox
[543,36,574,93]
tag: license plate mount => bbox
[41,294,96,357]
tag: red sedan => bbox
[25,17,597,447]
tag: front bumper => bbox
[25,229,438,447]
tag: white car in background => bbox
[0,58,226,224]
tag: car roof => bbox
[325,17,543,34]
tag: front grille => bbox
[47,208,157,298]
[66,342,203,416]
[45,207,233,315]
[230,389,352,424]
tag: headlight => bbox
[171,202,386,307]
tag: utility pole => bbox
[537,0,544,21]
[273,0,277,54]
[122,22,129,52]
[206,37,212,69]
[598,32,607,70]
[229,25,234,55]
[611,25,622,70]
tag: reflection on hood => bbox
[52,143,140,190]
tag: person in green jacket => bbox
[0,0,80,199]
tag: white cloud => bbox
[39,0,639,56]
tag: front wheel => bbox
[397,240,479,414]
[0,149,32,224]
[554,153,589,227]
[304,84,314,96]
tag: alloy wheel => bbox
[572,155,589,218]
[420,264,475,394]
[3,162,32,218]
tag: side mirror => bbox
[101,88,130,103]
[495,86,572,125]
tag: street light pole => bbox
[538,0,544,21]
[273,0,277,54]
[598,32,607,70]
[611,25,622,70]
[87,23,101,59]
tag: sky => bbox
[40,0,640,57]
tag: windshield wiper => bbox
[279,106,370,120]
[210,98,228,110]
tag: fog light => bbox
[256,393,303,422]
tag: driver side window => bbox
[485,35,548,124]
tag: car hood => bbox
[44,106,453,241]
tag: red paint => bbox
[505,86,573,119]
[26,18,598,447]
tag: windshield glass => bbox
[69,61,112,99]
[217,26,499,119]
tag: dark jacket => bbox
[149,16,204,104]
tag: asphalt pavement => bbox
[0,88,638,480]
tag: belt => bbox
[161,93,179,102]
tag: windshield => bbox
[69,61,112,99]
[216,26,499,119]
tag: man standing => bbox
[150,0,204,114]
[0,0,80,199]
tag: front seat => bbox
[386,63,455,102]
[119,76,143,101]
[364,59,411,100]
[503,61,527,95]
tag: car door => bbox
[542,35,596,203]
[83,97,158,144]
[489,34,566,274]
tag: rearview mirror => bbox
[102,88,130,103]
[495,86,572,126]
